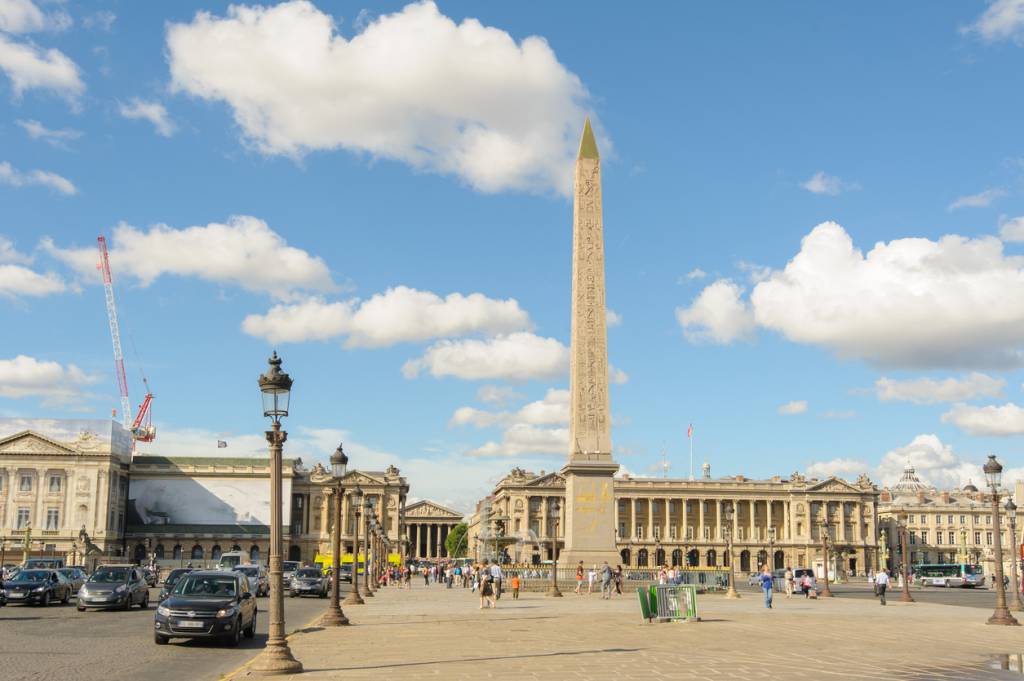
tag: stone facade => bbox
[403,500,463,561]
[469,466,881,575]
[0,423,132,564]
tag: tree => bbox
[445,523,469,558]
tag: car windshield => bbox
[15,570,50,582]
[234,567,258,576]
[296,569,321,578]
[174,575,237,597]
[58,569,77,578]
[166,569,190,584]
[89,568,129,583]
[284,562,299,570]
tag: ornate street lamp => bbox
[546,498,563,597]
[1004,498,1023,612]
[724,503,739,599]
[983,455,1019,626]
[344,486,365,606]
[819,519,834,598]
[361,503,375,598]
[320,444,350,626]
[897,513,914,603]
[768,527,777,572]
[250,352,303,676]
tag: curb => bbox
[221,610,339,680]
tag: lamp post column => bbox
[820,523,834,598]
[725,527,739,599]
[344,488,364,606]
[547,505,562,597]
[899,516,914,603]
[362,510,374,598]
[1006,500,1024,613]
[320,486,349,626]
[986,479,1018,624]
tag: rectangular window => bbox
[653,526,661,540]
[619,523,627,538]
[960,515,966,524]
[45,508,59,530]
[936,532,942,544]
[986,515,992,525]
[987,532,993,545]
[974,515,980,523]
[16,508,30,529]
[669,525,678,540]
[19,475,32,492]
[636,525,644,539]
[48,475,61,492]
[703,526,711,540]
[921,531,929,544]
[909,531,917,545]
[949,532,955,544]
[975,532,982,545]
[948,515,954,524]
[920,515,927,524]
[936,515,942,524]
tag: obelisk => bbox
[559,118,620,568]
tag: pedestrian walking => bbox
[575,561,584,595]
[784,567,793,598]
[479,570,495,609]
[489,560,504,600]
[600,562,613,599]
[587,565,596,593]
[511,574,521,600]
[614,565,623,596]
[758,565,774,608]
[875,568,889,606]
[423,567,430,586]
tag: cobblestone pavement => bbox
[229,584,1024,681]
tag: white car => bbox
[232,565,268,597]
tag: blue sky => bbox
[2,0,1024,509]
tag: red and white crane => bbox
[97,236,155,444]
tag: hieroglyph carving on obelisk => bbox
[569,117,612,462]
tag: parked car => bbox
[290,567,328,598]
[159,568,193,602]
[232,565,268,597]
[22,557,65,570]
[154,570,257,646]
[57,567,87,593]
[142,568,158,587]
[283,561,300,583]
[339,564,353,583]
[3,568,72,606]
[77,564,150,611]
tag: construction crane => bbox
[97,236,155,444]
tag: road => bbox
[745,580,1019,609]
[0,583,355,681]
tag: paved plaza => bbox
[229,584,1024,681]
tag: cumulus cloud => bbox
[0,355,98,406]
[947,187,1006,211]
[999,216,1024,242]
[450,388,569,429]
[675,279,755,344]
[242,286,530,346]
[0,160,76,194]
[43,216,335,298]
[118,98,175,137]
[476,384,524,406]
[0,264,65,297]
[778,400,808,415]
[165,0,596,195]
[805,457,868,479]
[941,402,1024,436]
[685,268,707,280]
[875,373,1005,404]
[0,0,71,33]
[0,33,83,100]
[16,118,81,148]
[0,236,31,264]
[465,424,568,457]
[800,171,858,196]
[962,0,1024,43]
[697,221,1024,369]
[402,332,569,381]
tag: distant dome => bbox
[962,480,979,493]
[891,462,928,496]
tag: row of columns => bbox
[407,522,456,560]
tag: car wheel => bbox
[61,589,70,605]
[139,592,149,609]
[122,595,132,611]
[40,591,50,607]
[154,632,169,645]
[244,611,256,639]
[226,618,241,647]
[77,605,85,612]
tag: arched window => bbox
[172,544,182,560]
[706,549,717,567]
[687,549,699,567]
[774,550,784,571]
[671,549,683,567]
[154,544,165,559]
[637,548,649,567]
[288,545,301,561]
[191,544,204,560]
[211,545,222,561]
[723,549,730,568]
[250,545,260,562]
[740,549,751,572]
[620,548,631,566]
[655,548,666,566]
[757,550,768,570]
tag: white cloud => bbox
[0,33,83,100]
[82,10,116,32]
[466,423,568,457]
[805,457,868,480]
[476,384,524,406]
[875,373,1005,404]
[242,286,530,346]
[609,365,629,385]
[0,0,71,34]
[999,216,1024,242]
[685,268,707,280]
[118,98,175,137]
[941,402,1024,436]
[778,400,808,415]
[0,355,98,405]
[801,171,858,196]
[402,332,569,381]
[0,160,76,194]
[0,236,31,265]
[675,279,755,344]
[43,216,335,298]
[948,187,1006,211]
[16,118,82,148]
[743,221,1024,368]
[450,388,569,429]
[0,264,65,297]
[606,309,622,327]
[165,0,596,195]
[962,0,1024,43]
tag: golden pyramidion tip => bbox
[577,117,599,160]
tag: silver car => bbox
[289,568,327,598]
[232,565,268,597]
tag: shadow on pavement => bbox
[304,647,642,672]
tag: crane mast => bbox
[97,236,131,429]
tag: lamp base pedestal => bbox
[343,591,365,605]
[319,604,349,627]
[249,641,303,676]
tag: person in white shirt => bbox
[875,569,890,606]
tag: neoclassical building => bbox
[469,464,881,575]
[403,500,464,561]
[0,420,133,563]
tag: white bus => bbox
[915,563,985,588]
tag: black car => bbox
[289,568,328,597]
[154,570,257,646]
[3,568,72,606]
[57,567,87,593]
[77,564,150,611]
[159,568,193,602]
